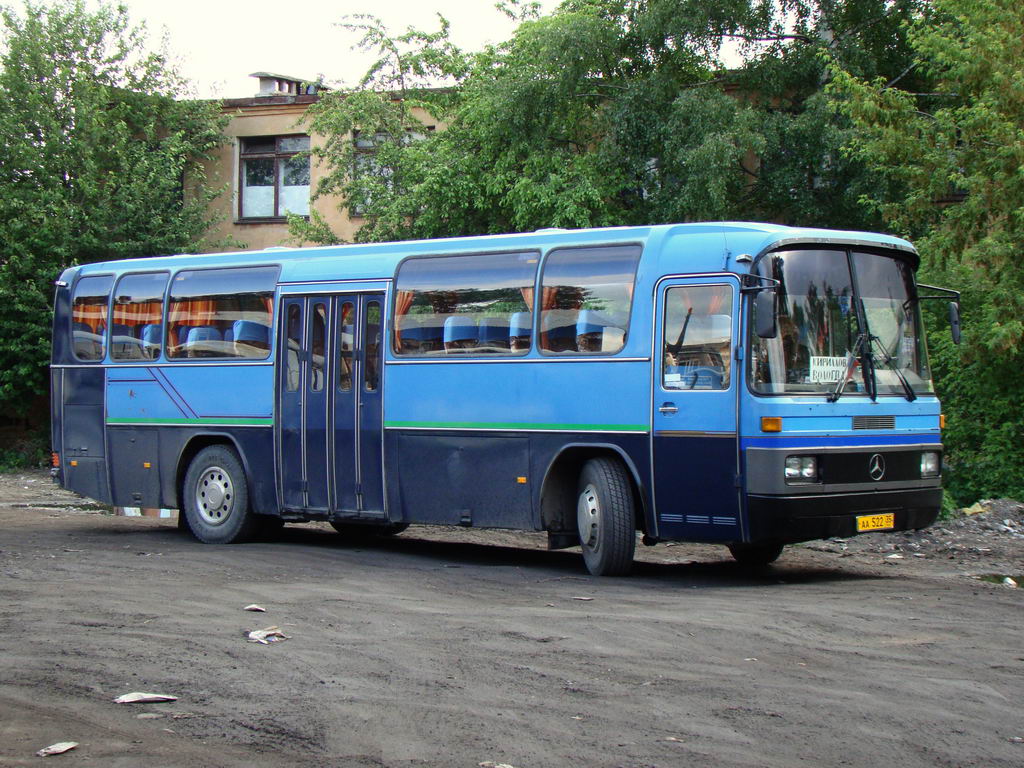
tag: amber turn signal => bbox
[761,417,783,433]
[940,414,946,429]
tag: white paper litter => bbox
[246,626,290,644]
[113,692,178,704]
[36,742,78,756]
[571,596,594,601]
[243,604,266,612]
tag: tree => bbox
[292,1,925,245]
[829,0,1024,503]
[0,0,227,412]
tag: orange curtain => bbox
[168,298,218,347]
[392,290,414,345]
[113,300,162,328]
[73,302,107,332]
[520,286,558,311]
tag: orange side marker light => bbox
[761,417,782,433]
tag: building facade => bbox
[200,72,438,251]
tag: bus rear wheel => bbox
[182,445,257,544]
[728,542,784,568]
[576,457,636,576]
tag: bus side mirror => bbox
[948,301,961,345]
[755,290,778,339]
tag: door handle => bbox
[658,402,678,414]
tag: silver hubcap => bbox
[577,483,600,548]
[196,465,233,526]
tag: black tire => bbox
[576,457,636,576]
[330,521,409,537]
[182,445,258,544]
[728,542,784,568]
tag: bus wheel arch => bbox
[540,444,648,542]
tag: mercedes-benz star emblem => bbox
[868,453,886,481]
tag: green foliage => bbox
[293,1,926,245]
[0,0,227,408]
[830,0,1024,504]
[0,427,48,470]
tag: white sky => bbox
[73,0,559,98]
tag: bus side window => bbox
[538,245,641,356]
[310,302,326,392]
[337,302,354,391]
[365,301,381,391]
[111,272,168,361]
[71,275,113,362]
[286,304,301,392]
[392,250,537,357]
[662,285,733,391]
[166,266,278,360]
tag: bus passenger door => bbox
[332,294,386,517]
[278,296,331,512]
[652,278,741,540]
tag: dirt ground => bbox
[0,470,1021,768]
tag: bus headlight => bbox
[921,451,941,478]
[785,456,818,483]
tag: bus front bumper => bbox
[746,487,942,544]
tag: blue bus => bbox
[50,222,959,575]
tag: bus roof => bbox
[65,222,917,283]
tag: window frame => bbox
[69,273,115,363]
[660,282,735,392]
[238,134,311,222]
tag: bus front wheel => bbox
[182,445,257,544]
[576,457,636,576]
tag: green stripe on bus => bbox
[106,417,272,426]
[384,420,648,432]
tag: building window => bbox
[239,135,310,220]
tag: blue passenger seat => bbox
[396,315,422,353]
[232,320,270,355]
[186,325,223,358]
[542,310,578,352]
[443,315,478,352]
[477,317,510,350]
[140,323,162,359]
[509,311,532,351]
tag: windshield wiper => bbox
[827,332,869,403]
[869,335,917,402]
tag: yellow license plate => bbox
[856,513,895,532]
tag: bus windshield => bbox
[750,248,933,396]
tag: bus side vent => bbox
[853,415,895,430]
